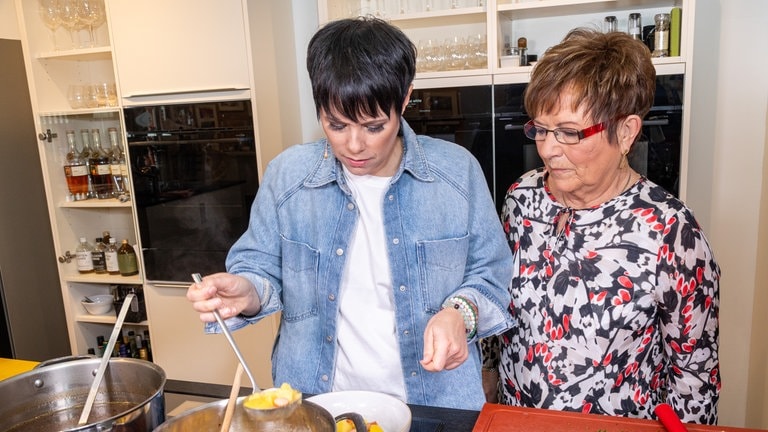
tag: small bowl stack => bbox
[307,390,411,432]
[81,294,114,315]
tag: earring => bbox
[619,149,629,169]
[323,144,328,159]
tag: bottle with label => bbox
[107,127,126,197]
[651,13,670,58]
[89,129,114,199]
[63,130,89,201]
[105,237,120,275]
[79,129,96,199]
[75,237,95,273]
[117,240,139,276]
[92,237,107,274]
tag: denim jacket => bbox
[210,119,514,410]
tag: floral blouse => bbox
[484,169,721,424]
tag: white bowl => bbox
[81,294,114,315]
[307,391,411,432]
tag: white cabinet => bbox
[15,0,143,358]
[107,0,252,105]
[15,0,277,387]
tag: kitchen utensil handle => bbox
[220,363,244,432]
[78,293,136,425]
[191,273,259,392]
[655,403,689,432]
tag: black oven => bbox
[124,100,258,283]
[406,76,684,214]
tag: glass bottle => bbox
[89,128,114,199]
[105,237,120,275]
[63,130,89,200]
[108,127,125,197]
[75,237,95,274]
[603,15,617,33]
[102,230,111,246]
[652,13,670,57]
[117,239,139,276]
[628,13,642,41]
[92,237,107,274]
[79,129,96,199]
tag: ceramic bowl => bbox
[307,390,411,432]
[81,294,114,315]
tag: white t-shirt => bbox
[332,168,407,401]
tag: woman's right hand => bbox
[187,272,261,322]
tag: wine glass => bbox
[38,0,61,50]
[59,0,83,49]
[79,0,106,47]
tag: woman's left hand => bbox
[420,307,469,371]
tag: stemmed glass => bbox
[78,0,105,47]
[38,0,61,50]
[59,0,83,49]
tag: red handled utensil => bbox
[655,403,689,432]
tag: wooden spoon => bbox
[220,363,244,432]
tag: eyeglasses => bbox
[523,120,606,144]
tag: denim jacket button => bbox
[336,248,344,256]
[388,194,394,201]
[321,374,329,382]
[410,371,417,377]
[347,202,355,210]
[392,238,400,245]
[328,294,335,301]
[326,335,333,342]
[399,285,406,292]
[403,330,409,335]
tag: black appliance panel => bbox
[124,101,258,283]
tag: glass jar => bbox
[603,16,617,33]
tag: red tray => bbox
[472,403,764,432]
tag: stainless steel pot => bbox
[155,396,364,432]
[0,357,166,432]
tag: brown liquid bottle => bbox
[117,240,139,276]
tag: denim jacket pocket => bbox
[417,234,470,313]
[281,236,319,322]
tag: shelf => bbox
[64,273,142,284]
[39,107,121,118]
[390,6,486,23]
[36,46,112,61]
[59,198,132,209]
[75,314,148,326]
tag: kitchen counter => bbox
[0,358,39,381]
[164,380,765,432]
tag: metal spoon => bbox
[191,273,259,392]
[191,273,301,420]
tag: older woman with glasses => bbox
[482,28,721,424]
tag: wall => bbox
[686,0,768,428]
[0,0,19,39]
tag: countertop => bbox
[0,358,39,381]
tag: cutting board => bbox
[472,403,764,432]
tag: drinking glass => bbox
[38,0,61,50]
[59,0,83,49]
[79,0,106,47]
[67,84,85,109]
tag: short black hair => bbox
[307,16,417,122]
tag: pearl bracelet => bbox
[442,296,478,339]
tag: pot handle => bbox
[35,355,96,369]
[335,412,368,431]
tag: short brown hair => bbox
[524,28,656,144]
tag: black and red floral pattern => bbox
[489,168,720,424]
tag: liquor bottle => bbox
[108,127,126,197]
[105,237,120,275]
[89,129,114,199]
[102,230,111,246]
[79,129,96,199]
[143,329,153,361]
[63,130,89,200]
[75,237,95,274]
[117,240,139,276]
[92,237,107,274]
